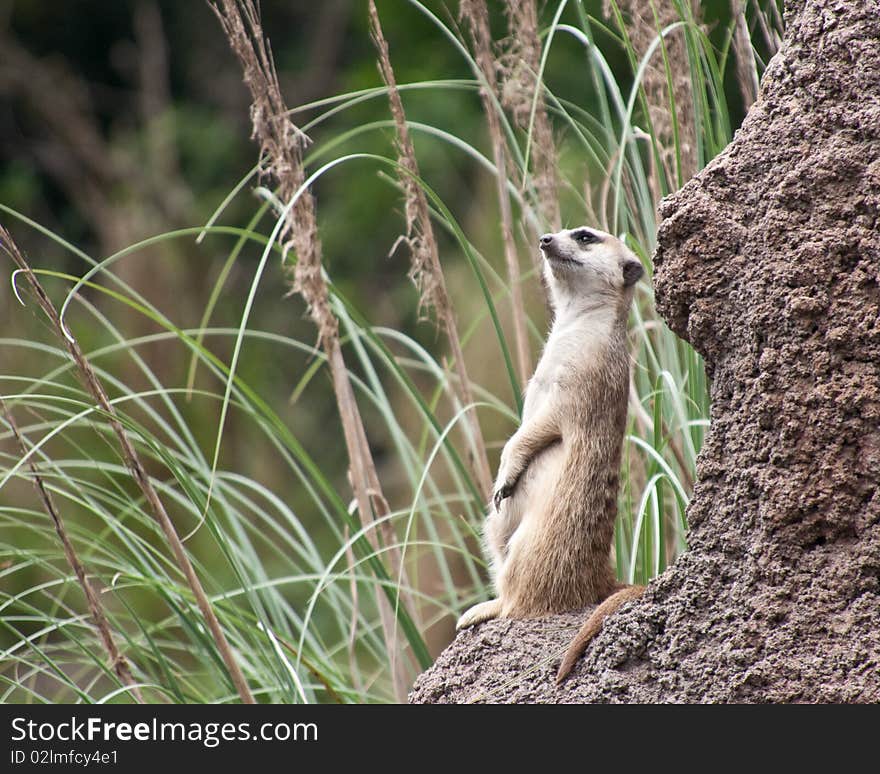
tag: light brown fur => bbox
[456,226,645,682]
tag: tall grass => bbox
[0,1,782,703]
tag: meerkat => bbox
[456,226,646,683]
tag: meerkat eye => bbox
[573,229,600,246]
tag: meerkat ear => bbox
[622,258,644,287]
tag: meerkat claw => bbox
[493,483,514,510]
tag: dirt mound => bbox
[410,0,880,703]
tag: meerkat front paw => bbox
[456,598,503,630]
[493,441,521,509]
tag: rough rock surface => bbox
[410,0,880,703]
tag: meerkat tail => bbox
[555,585,646,684]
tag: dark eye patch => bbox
[572,229,601,245]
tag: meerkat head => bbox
[539,227,644,307]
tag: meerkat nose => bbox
[539,234,554,246]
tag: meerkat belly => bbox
[484,439,562,579]
[492,441,565,603]
[484,377,560,565]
